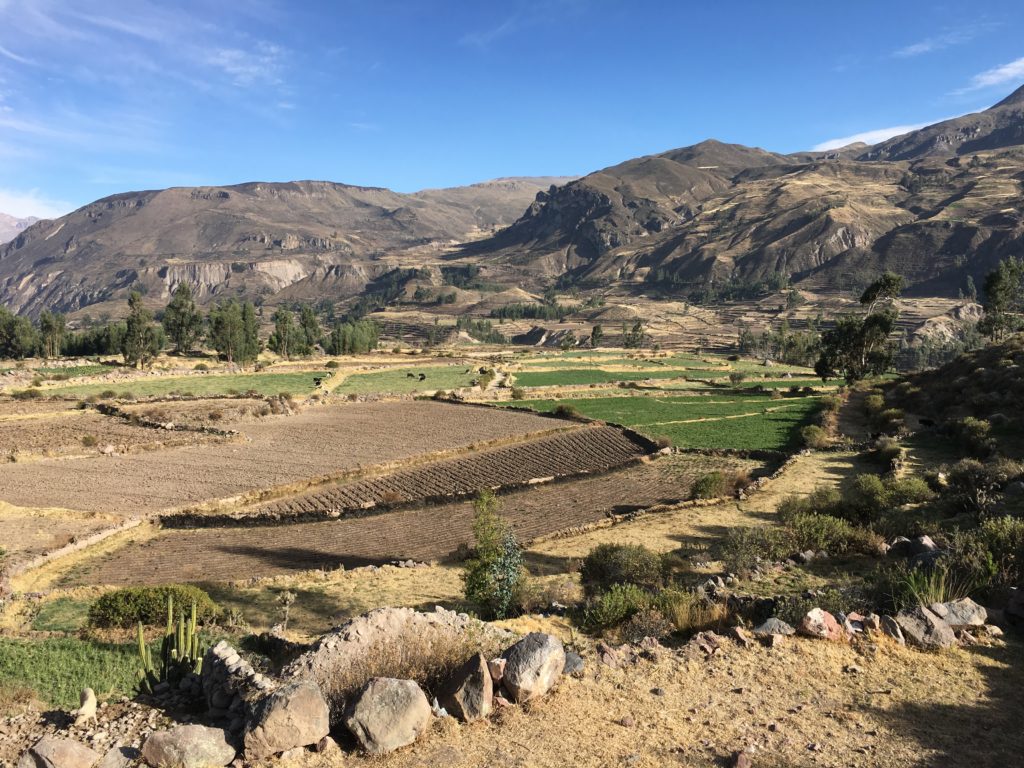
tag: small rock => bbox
[752,618,795,638]
[909,535,939,557]
[729,626,753,648]
[487,657,506,683]
[618,715,635,728]
[880,615,906,645]
[651,687,666,697]
[734,751,754,768]
[797,608,845,641]
[563,651,585,677]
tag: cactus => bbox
[136,593,205,694]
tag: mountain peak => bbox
[992,83,1024,109]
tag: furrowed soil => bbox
[0,401,561,515]
[234,425,648,521]
[61,454,763,586]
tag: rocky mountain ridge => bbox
[0,213,39,245]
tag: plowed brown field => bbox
[0,402,562,515]
[65,455,762,585]
[237,426,647,521]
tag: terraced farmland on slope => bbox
[222,424,650,522]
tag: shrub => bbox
[620,608,674,643]
[655,589,730,635]
[800,425,830,449]
[431,390,448,401]
[868,436,904,469]
[776,588,855,625]
[949,417,995,457]
[98,390,118,400]
[886,476,934,506]
[462,491,526,619]
[552,404,582,420]
[691,471,729,500]
[728,372,746,386]
[946,458,1015,516]
[717,526,796,575]
[510,387,526,400]
[80,435,98,448]
[193,363,209,371]
[579,543,663,597]
[87,585,219,628]
[864,393,886,415]
[820,394,843,413]
[12,389,42,400]
[871,562,975,614]
[654,435,672,449]
[787,513,882,556]
[578,583,651,633]
[324,360,339,369]
[845,474,890,523]
[873,408,906,435]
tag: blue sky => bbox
[0,0,1022,218]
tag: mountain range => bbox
[2,84,1024,317]
[0,214,39,246]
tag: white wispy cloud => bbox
[0,43,36,65]
[206,41,285,87]
[0,187,72,218]
[812,121,938,151]
[460,16,520,49]
[893,23,995,58]
[953,56,1024,94]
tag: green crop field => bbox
[512,368,690,387]
[509,393,821,451]
[36,371,324,399]
[333,365,483,394]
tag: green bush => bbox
[946,458,1017,516]
[800,425,831,449]
[510,387,526,400]
[691,471,730,500]
[87,585,219,629]
[324,360,339,369]
[787,513,882,556]
[868,436,904,468]
[462,491,526,619]
[578,583,652,633]
[776,588,853,626]
[579,543,663,597]
[820,394,843,413]
[949,417,995,457]
[870,562,975,614]
[717,526,796,575]
[886,476,934,506]
[845,474,891,523]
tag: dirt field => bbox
[237,425,649,521]
[118,397,277,428]
[62,454,763,585]
[0,402,562,515]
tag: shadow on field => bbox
[871,640,1024,767]
[214,545,391,573]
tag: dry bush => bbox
[380,490,404,505]
[519,576,583,613]
[655,590,730,635]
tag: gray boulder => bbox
[500,632,565,703]
[909,535,939,556]
[887,536,912,558]
[752,618,795,637]
[18,737,101,768]
[929,598,987,629]
[563,651,585,676]
[895,606,956,650]
[141,725,235,768]
[437,653,492,723]
[344,678,431,755]
[243,680,330,760]
[880,615,905,645]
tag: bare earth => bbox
[0,401,560,515]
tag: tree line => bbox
[0,285,378,367]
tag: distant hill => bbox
[465,85,1024,297]
[0,178,571,316]
[0,214,39,245]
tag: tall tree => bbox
[298,303,321,353]
[38,310,66,359]
[816,272,902,383]
[590,324,604,348]
[122,292,164,368]
[207,300,244,364]
[979,257,1023,341]
[268,308,300,359]
[0,307,39,359]
[162,284,203,354]
[239,301,260,364]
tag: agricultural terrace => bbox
[31,371,325,399]
[508,393,822,451]
[331,364,486,395]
